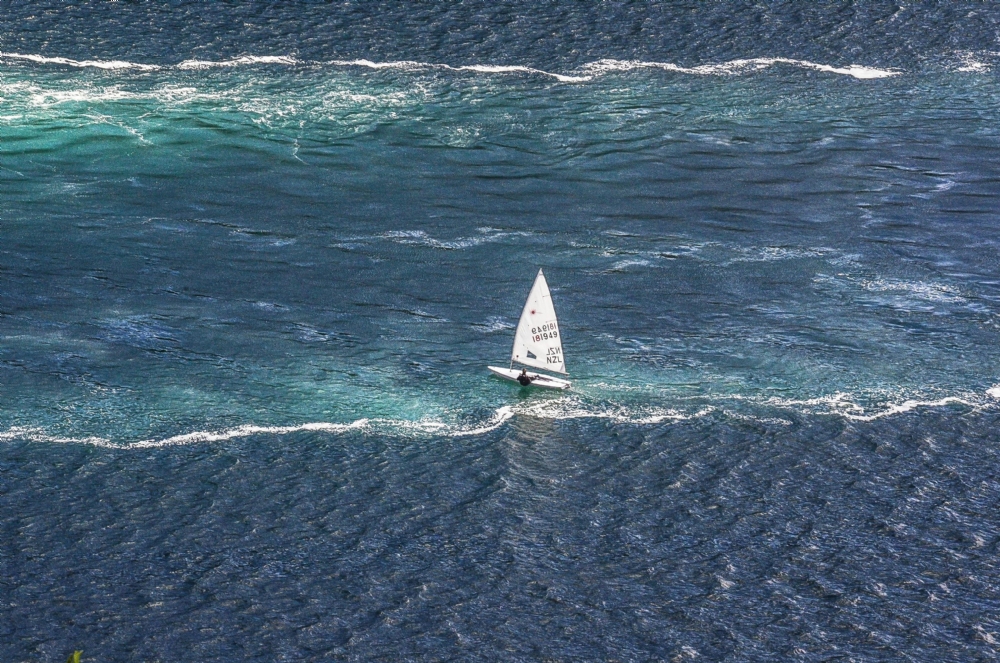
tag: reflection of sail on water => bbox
[512,269,566,374]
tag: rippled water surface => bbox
[3,2,1000,661]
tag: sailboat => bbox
[488,269,571,390]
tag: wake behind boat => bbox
[488,269,571,390]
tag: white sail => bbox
[511,269,566,374]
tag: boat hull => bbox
[487,366,571,390]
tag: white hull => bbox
[488,366,571,390]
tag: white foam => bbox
[132,421,367,447]
[0,405,517,449]
[816,273,969,311]
[450,64,587,83]
[452,406,515,436]
[0,397,707,449]
[839,396,973,422]
[725,391,981,422]
[607,258,651,272]
[579,57,899,80]
[730,246,832,263]
[382,229,478,250]
[513,395,710,425]
[0,52,160,71]
[0,426,112,446]
[0,386,989,449]
[176,55,300,70]
[3,383,995,449]
[0,51,898,84]
[24,85,139,107]
[328,59,588,82]
[958,61,990,73]
[328,58,426,71]
[955,52,992,73]
[380,228,530,250]
[861,278,966,304]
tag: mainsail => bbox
[511,269,566,374]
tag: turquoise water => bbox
[5,60,1000,446]
[4,3,1000,660]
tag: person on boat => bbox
[517,369,535,386]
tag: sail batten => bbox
[510,269,567,374]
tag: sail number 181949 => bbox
[531,322,558,343]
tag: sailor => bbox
[517,369,535,386]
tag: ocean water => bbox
[3,2,1000,661]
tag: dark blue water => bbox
[3,2,1000,660]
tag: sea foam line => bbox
[3,387,991,449]
[0,51,161,71]
[579,57,900,80]
[0,407,516,449]
[327,59,588,82]
[720,391,984,422]
[177,55,300,70]
[841,397,973,422]
[0,52,899,81]
[509,394,711,425]
[0,399,693,449]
